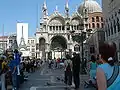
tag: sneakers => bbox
[12,87,17,90]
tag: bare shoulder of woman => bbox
[96,67,107,90]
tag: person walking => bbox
[8,55,17,90]
[72,52,80,90]
[0,56,7,90]
[14,49,21,89]
[89,55,97,79]
[64,54,73,88]
[96,42,120,90]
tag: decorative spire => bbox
[42,0,48,18]
[75,5,78,12]
[22,26,23,38]
[55,5,58,12]
[65,0,69,17]
[36,4,39,29]
[65,0,69,10]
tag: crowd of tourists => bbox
[62,41,120,90]
[1,41,120,90]
[48,58,65,69]
[0,49,43,90]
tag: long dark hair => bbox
[91,55,96,63]
[99,42,116,66]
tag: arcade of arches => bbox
[38,36,81,60]
[49,36,67,59]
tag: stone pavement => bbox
[19,64,95,90]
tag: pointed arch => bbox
[48,13,65,25]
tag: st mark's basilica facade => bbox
[35,0,103,60]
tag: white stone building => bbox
[103,0,120,61]
[7,34,18,51]
[35,0,103,60]
[27,37,36,59]
[0,36,8,54]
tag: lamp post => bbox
[70,23,86,74]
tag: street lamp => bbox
[70,23,86,74]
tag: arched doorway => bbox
[74,44,80,52]
[50,36,67,59]
[39,38,46,59]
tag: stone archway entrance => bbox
[50,36,67,59]
[39,38,46,59]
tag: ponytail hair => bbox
[99,42,116,66]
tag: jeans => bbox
[17,75,20,88]
[12,73,17,90]
[1,73,5,90]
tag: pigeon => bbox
[56,77,60,80]
[61,79,64,82]
[46,82,52,86]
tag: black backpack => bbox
[66,61,71,72]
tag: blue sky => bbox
[0,0,102,36]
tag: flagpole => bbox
[2,24,5,51]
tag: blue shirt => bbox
[8,59,17,73]
[90,62,97,70]
[98,63,120,90]
[14,53,21,65]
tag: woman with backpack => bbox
[64,54,73,87]
[96,42,120,90]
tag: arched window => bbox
[119,42,120,51]
[62,26,65,30]
[114,20,116,33]
[101,23,104,28]
[90,46,95,54]
[92,17,95,22]
[59,26,61,30]
[77,25,79,30]
[106,19,108,22]
[39,38,46,58]
[108,24,110,36]
[92,23,95,28]
[97,23,100,28]
[101,17,103,22]
[56,26,58,30]
[66,23,70,30]
[50,26,52,31]
[115,12,117,16]
[74,25,77,30]
[117,17,120,32]
[89,24,91,28]
[53,26,55,30]
[71,25,73,30]
[96,16,99,22]
[105,25,108,37]
[111,22,113,35]
[74,44,80,51]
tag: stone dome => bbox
[78,0,102,14]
